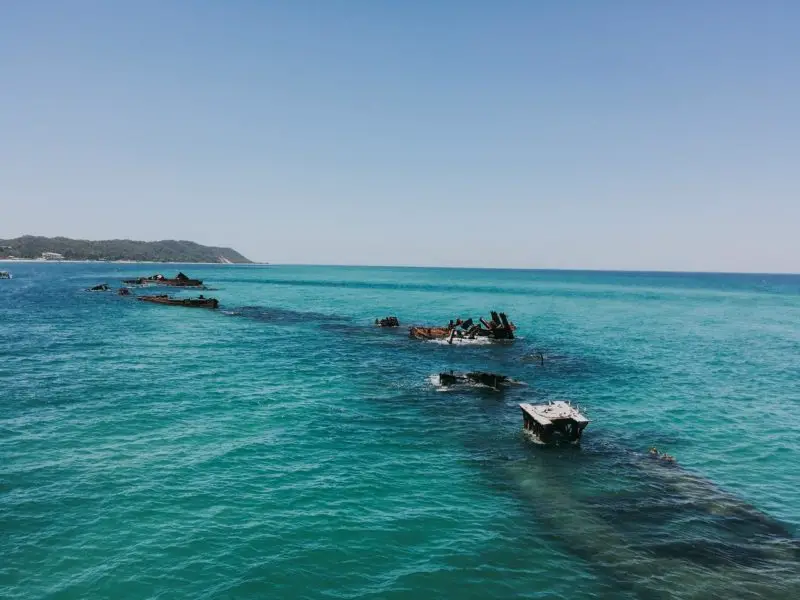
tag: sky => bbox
[1,1,798,272]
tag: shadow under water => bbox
[378,375,799,599]
[225,304,412,341]
[222,305,353,328]
[471,429,800,600]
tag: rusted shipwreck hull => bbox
[137,295,219,309]
[409,326,450,339]
[122,272,203,287]
[410,311,516,341]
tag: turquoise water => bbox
[2,264,799,599]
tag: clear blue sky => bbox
[1,1,798,271]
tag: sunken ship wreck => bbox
[520,401,589,444]
[375,316,400,327]
[123,272,203,287]
[437,371,519,390]
[410,311,516,342]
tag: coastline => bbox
[0,259,266,265]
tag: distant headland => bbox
[0,235,253,264]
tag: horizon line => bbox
[242,262,800,277]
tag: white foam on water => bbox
[427,336,494,346]
[522,429,547,445]
[427,374,451,392]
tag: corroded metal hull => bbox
[409,326,450,340]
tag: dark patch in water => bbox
[225,305,352,327]
[649,539,756,567]
[318,322,373,336]
[338,349,799,597]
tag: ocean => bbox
[2,263,799,599]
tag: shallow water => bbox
[2,264,799,599]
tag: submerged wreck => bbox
[410,311,516,342]
[375,316,400,327]
[137,294,219,309]
[520,401,589,444]
[123,272,203,287]
[437,371,519,390]
[499,448,798,597]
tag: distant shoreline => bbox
[0,235,253,264]
[0,259,268,265]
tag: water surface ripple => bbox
[1,264,799,599]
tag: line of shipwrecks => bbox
[87,271,221,309]
[93,273,589,444]
[83,275,798,592]
[376,311,589,444]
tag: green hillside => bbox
[0,236,253,263]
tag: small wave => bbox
[427,374,451,391]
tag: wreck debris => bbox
[375,316,400,327]
[648,447,676,464]
[410,311,516,342]
[523,351,545,366]
[437,371,520,390]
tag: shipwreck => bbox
[410,311,516,342]
[375,316,400,327]
[122,272,203,287]
[437,371,519,390]
[520,401,589,444]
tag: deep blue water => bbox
[2,263,799,599]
